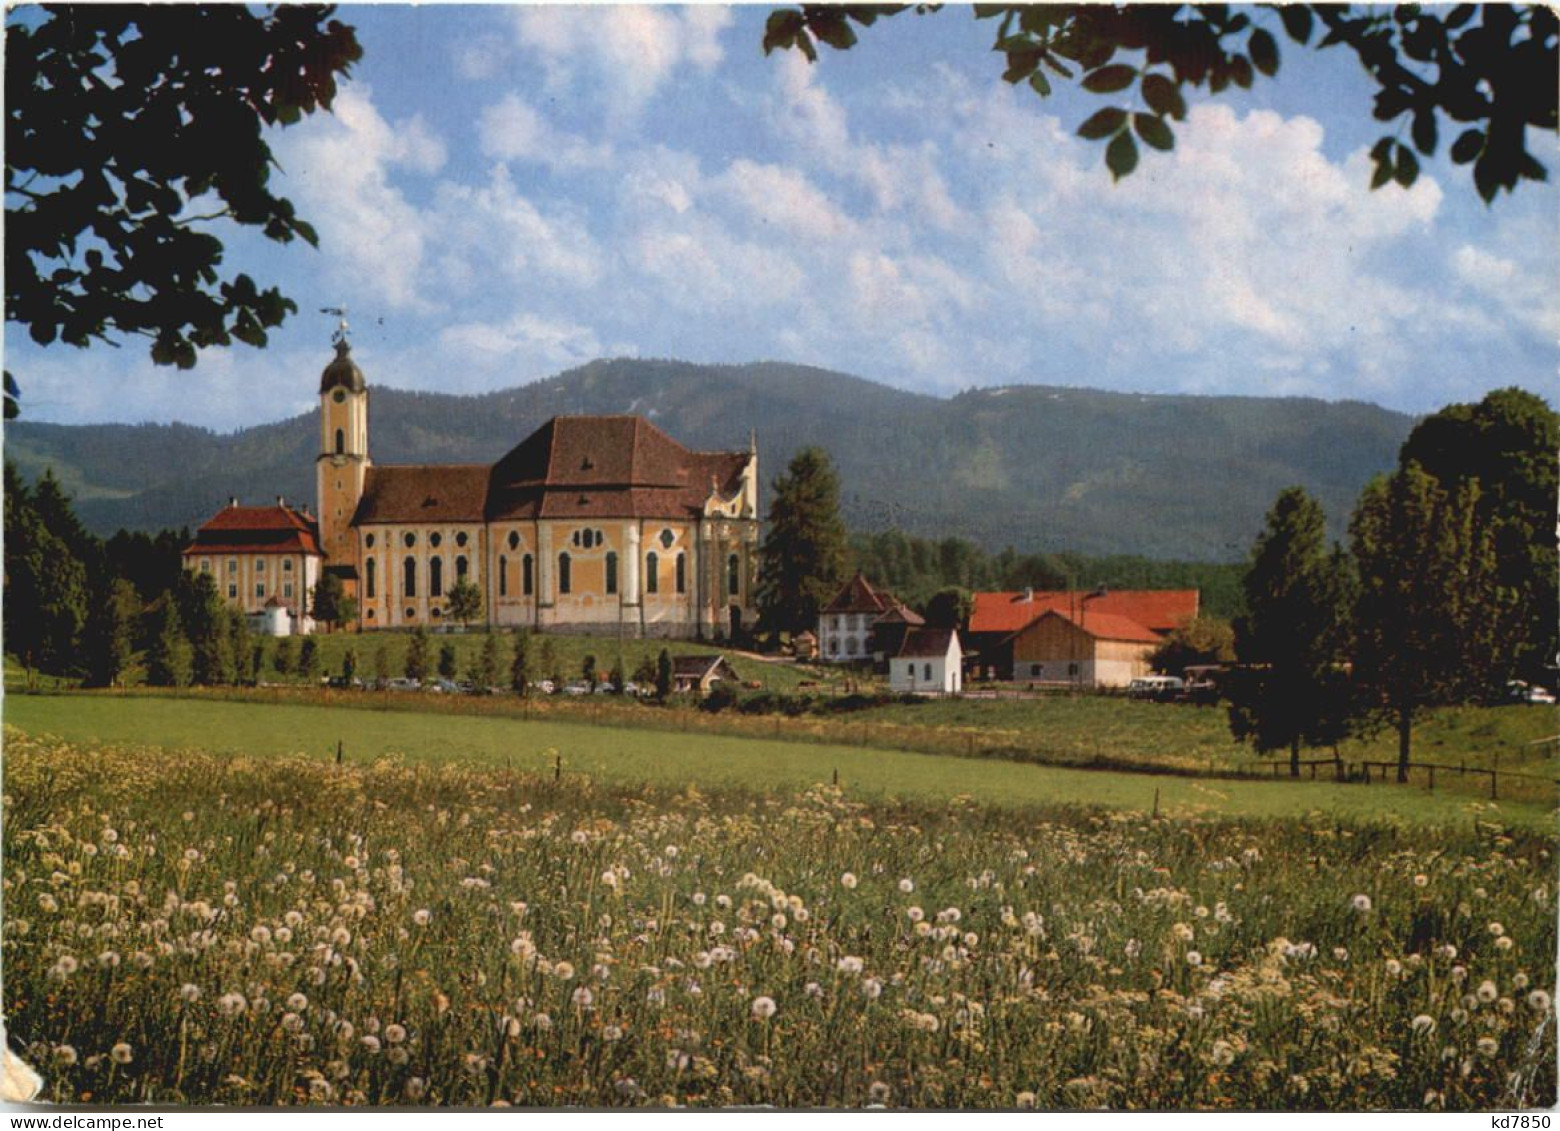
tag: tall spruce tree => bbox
[1350,465,1509,781]
[4,463,90,678]
[1228,488,1353,776]
[145,600,192,688]
[84,578,141,688]
[175,571,229,685]
[472,634,501,692]
[756,447,849,637]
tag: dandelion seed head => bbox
[110,1043,133,1064]
[751,996,777,1020]
[1350,894,1372,913]
[840,872,858,890]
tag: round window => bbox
[455,532,468,548]
[508,532,520,551]
[405,607,416,619]
[659,529,675,549]
[404,532,416,548]
[430,533,442,548]
[365,534,375,549]
[332,389,346,404]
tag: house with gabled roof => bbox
[889,627,963,694]
[817,571,890,662]
[1003,608,1169,688]
[182,498,323,635]
[966,587,1198,683]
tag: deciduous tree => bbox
[764,5,1556,202]
[1350,465,1510,781]
[446,579,483,630]
[5,5,362,385]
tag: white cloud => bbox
[436,314,605,391]
[430,166,603,291]
[511,5,732,123]
[477,93,613,171]
[275,88,445,312]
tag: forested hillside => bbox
[6,358,1415,558]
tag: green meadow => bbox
[4,694,1552,830]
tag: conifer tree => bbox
[226,607,253,685]
[273,636,295,676]
[342,647,358,685]
[1227,488,1353,776]
[176,572,229,685]
[756,447,849,637]
[84,578,141,688]
[511,629,532,695]
[405,626,430,682]
[438,642,458,681]
[145,601,192,688]
[656,648,674,700]
[299,638,320,682]
[471,634,500,692]
[373,641,390,688]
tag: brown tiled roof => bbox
[822,571,889,615]
[353,465,490,525]
[898,627,959,658]
[184,504,322,556]
[486,416,747,521]
[672,654,737,680]
[875,601,925,627]
[970,589,1198,635]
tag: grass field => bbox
[3,727,1553,1108]
[5,695,1553,830]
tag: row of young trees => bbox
[1230,388,1556,779]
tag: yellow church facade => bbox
[316,339,760,639]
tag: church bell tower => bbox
[316,327,370,579]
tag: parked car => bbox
[1507,680,1556,705]
[426,678,460,694]
[561,681,590,696]
[1127,675,1185,702]
[531,679,556,695]
[384,677,420,692]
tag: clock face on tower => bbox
[332,389,346,404]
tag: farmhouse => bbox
[816,572,924,665]
[187,335,761,638]
[967,588,1199,687]
[672,654,740,696]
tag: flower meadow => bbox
[3,727,1554,1109]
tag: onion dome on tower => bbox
[320,338,366,395]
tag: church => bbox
[185,336,761,639]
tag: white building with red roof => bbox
[889,627,963,694]
[182,498,323,635]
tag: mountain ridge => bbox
[5,357,1416,560]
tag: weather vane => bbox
[320,305,350,346]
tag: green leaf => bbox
[1370,141,1395,190]
[1081,63,1137,93]
[809,12,858,52]
[1140,73,1186,120]
[1105,130,1139,181]
[1002,48,1043,84]
[1411,110,1437,156]
[1248,29,1279,76]
[1133,113,1174,152]
[1279,7,1314,44]
[1028,70,1052,97]
[1231,55,1254,89]
[1077,106,1128,140]
[1449,129,1484,165]
[1393,143,1419,187]
[762,10,805,54]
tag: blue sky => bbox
[8,4,1557,430]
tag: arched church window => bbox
[430,556,443,598]
[606,552,618,595]
[645,552,659,594]
[335,428,345,455]
[456,555,468,581]
[558,553,572,595]
[727,553,740,597]
[499,555,508,597]
[675,552,686,594]
[366,557,377,599]
[404,557,417,598]
[523,554,534,596]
